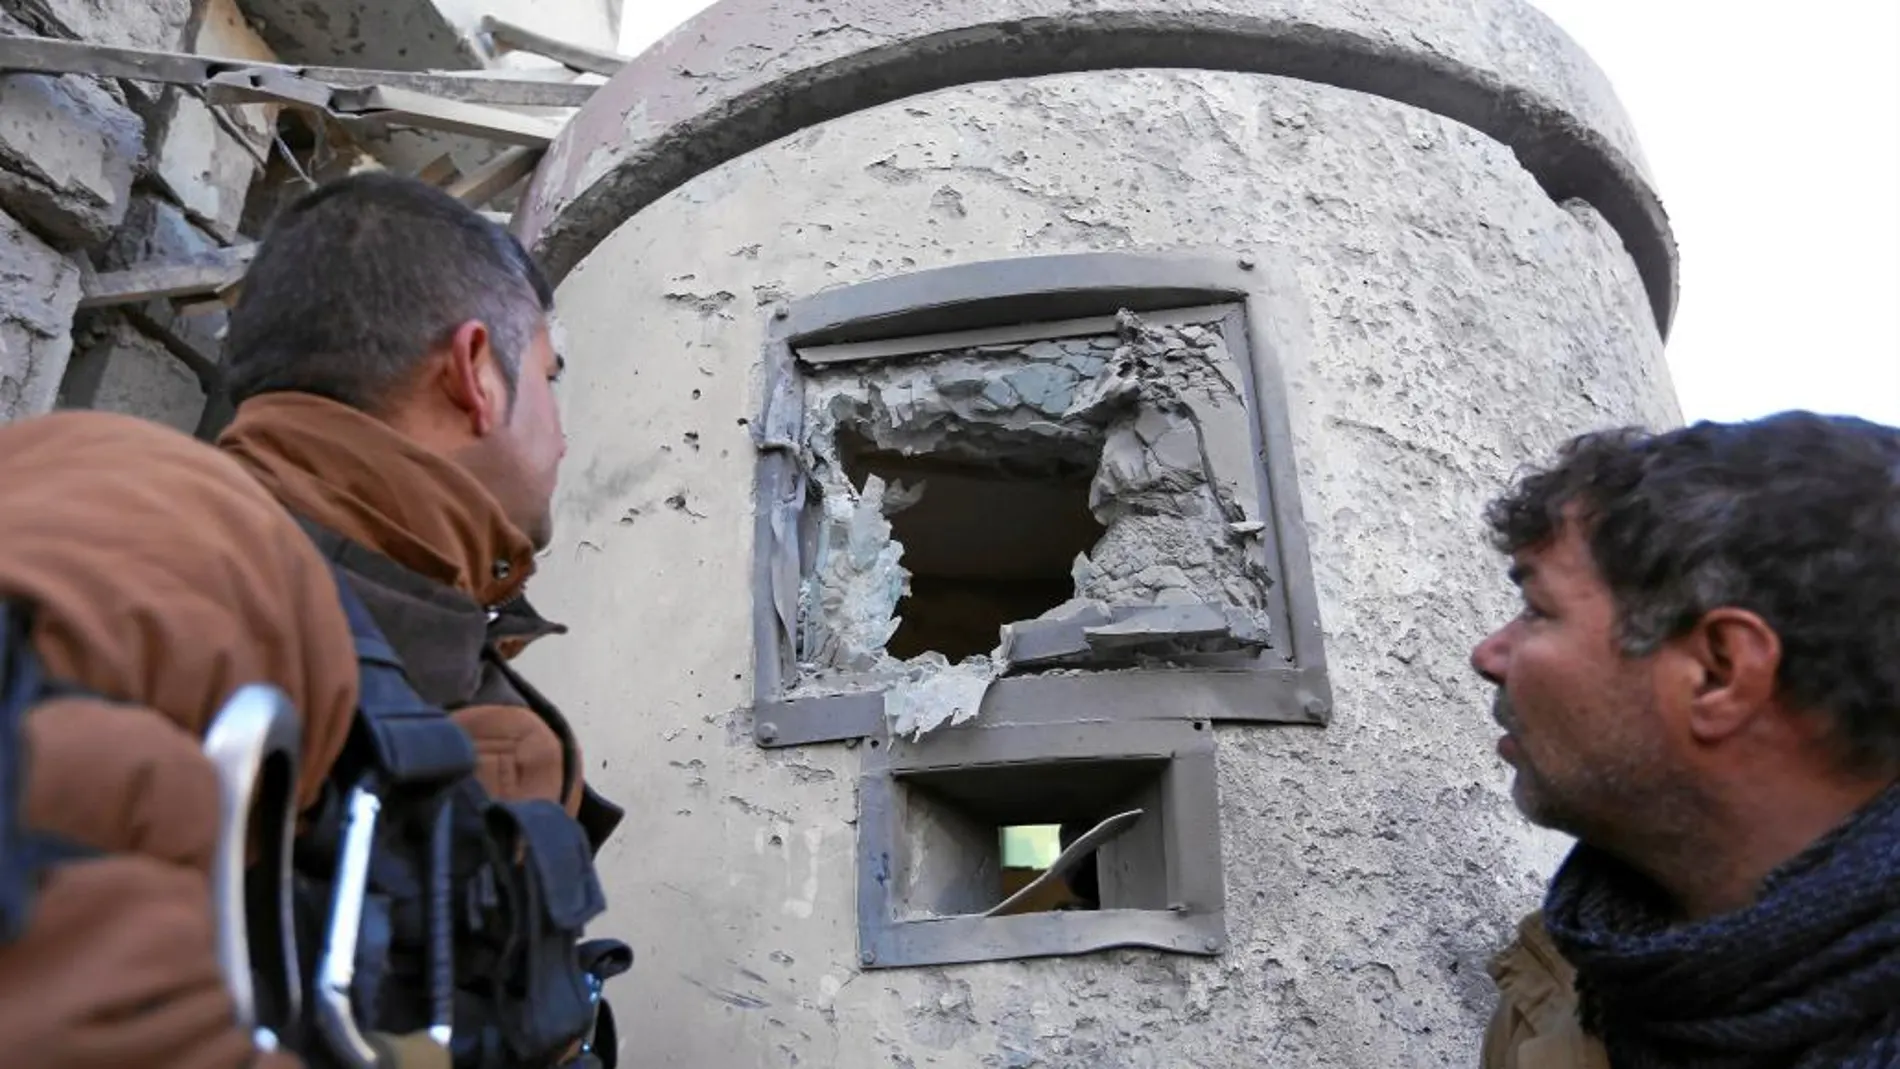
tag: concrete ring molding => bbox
[511,0,1679,338]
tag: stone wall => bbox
[1,0,607,431]
[0,0,268,430]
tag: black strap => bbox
[0,601,38,941]
[291,514,476,788]
[0,600,99,945]
[326,571,478,788]
[284,519,632,1065]
[481,800,610,1064]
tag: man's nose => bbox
[1470,627,1508,686]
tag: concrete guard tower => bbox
[509,2,1680,1065]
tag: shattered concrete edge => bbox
[512,0,1678,337]
[793,309,1278,737]
[746,248,1334,747]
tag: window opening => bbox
[792,309,1281,738]
[834,426,1105,662]
[896,759,1166,921]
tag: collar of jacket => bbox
[218,391,539,610]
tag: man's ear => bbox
[1674,607,1782,744]
[439,319,506,436]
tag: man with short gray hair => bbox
[1473,411,1900,1068]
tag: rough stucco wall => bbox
[523,69,1678,1068]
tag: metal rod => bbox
[985,809,1144,918]
[316,786,384,1069]
[428,807,454,1048]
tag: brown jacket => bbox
[0,396,592,1068]
[1482,911,1611,1069]
[219,392,583,816]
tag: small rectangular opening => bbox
[894,758,1170,920]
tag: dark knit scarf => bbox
[1543,783,1900,1068]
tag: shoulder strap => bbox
[293,515,622,849]
[294,519,477,789]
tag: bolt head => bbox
[1203,937,1221,952]
[757,721,780,743]
[860,950,877,966]
[1301,697,1328,718]
[1237,253,1256,270]
[773,304,791,320]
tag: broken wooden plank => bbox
[0,35,598,108]
[479,16,628,79]
[445,146,543,207]
[79,247,256,310]
[414,152,462,187]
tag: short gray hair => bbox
[223,172,553,413]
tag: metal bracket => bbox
[856,717,1226,969]
[753,692,884,748]
[985,809,1143,918]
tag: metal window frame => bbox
[748,249,1332,749]
[855,714,1223,969]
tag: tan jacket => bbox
[1482,911,1612,1069]
[0,399,591,1068]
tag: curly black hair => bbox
[1485,411,1900,773]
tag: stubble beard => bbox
[1498,686,1682,852]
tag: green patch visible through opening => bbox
[1000,824,1062,870]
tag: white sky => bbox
[620,2,1900,427]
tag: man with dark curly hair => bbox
[1472,411,1900,1069]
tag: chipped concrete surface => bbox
[792,310,1276,736]
[152,93,261,237]
[523,67,1677,1068]
[58,317,205,433]
[236,0,481,71]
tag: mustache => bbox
[1492,691,1517,732]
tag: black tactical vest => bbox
[288,519,631,1068]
